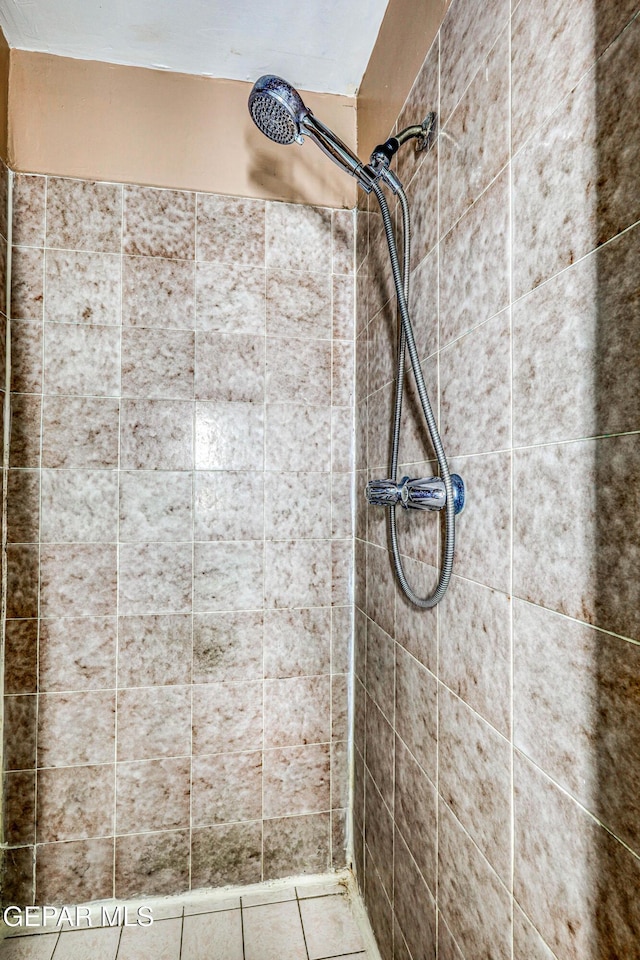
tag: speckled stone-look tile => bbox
[333,275,355,341]
[9,394,41,468]
[46,178,122,252]
[3,694,37,770]
[44,322,120,397]
[439,801,511,960]
[124,185,195,259]
[115,830,189,899]
[191,821,262,887]
[439,576,511,737]
[514,751,640,960]
[6,544,39,619]
[264,472,330,541]
[440,170,509,346]
[405,144,439,272]
[511,0,639,154]
[395,645,437,783]
[365,542,395,638]
[264,539,331,609]
[195,400,264,470]
[122,255,195,328]
[10,320,43,393]
[121,327,194,399]
[364,694,394,810]
[11,246,44,320]
[449,451,511,593]
[363,861,393,960]
[263,608,331,678]
[332,209,355,275]
[36,837,114,904]
[196,331,264,401]
[12,174,46,247]
[196,261,265,334]
[197,193,264,264]
[194,541,264,612]
[4,619,38,694]
[397,37,439,188]
[119,542,193,615]
[40,617,116,692]
[40,543,117,617]
[439,686,511,884]
[395,736,437,893]
[438,918,466,960]
[265,404,331,472]
[37,691,115,767]
[266,202,332,273]
[7,468,40,543]
[117,685,191,761]
[364,770,394,896]
[263,743,330,818]
[332,338,355,408]
[36,764,114,842]
[366,619,395,723]
[115,757,190,834]
[264,676,331,747]
[440,0,510,124]
[266,270,332,339]
[40,469,117,543]
[514,600,640,854]
[117,614,192,687]
[514,435,640,642]
[586,13,640,248]
[193,611,263,683]
[513,224,640,446]
[194,470,264,540]
[192,680,263,754]
[513,905,557,960]
[367,299,396,397]
[42,396,119,468]
[440,27,510,238]
[4,769,36,844]
[394,829,437,960]
[440,309,511,457]
[192,751,262,825]
[45,250,121,324]
[265,337,331,406]
[120,399,193,469]
[119,470,192,542]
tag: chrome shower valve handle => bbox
[366,474,465,515]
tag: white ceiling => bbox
[0,0,390,96]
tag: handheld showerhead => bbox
[248,75,307,145]
[248,74,381,193]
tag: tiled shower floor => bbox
[2,878,377,960]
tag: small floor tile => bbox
[300,894,366,960]
[181,909,243,960]
[2,934,60,959]
[243,900,308,960]
[116,917,181,959]
[53,927,121,960]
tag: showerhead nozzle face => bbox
[248,75,308,145]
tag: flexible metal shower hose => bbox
[371,182,455,607]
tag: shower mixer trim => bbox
[248,74,463,607]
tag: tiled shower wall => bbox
[354,1,640,959]
[2,177,355,904]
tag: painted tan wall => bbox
[7,50,357,208]
[0,28,9,162]
[357,0,449,156]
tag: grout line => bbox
[295,889,311,960]
[507,3,516,957]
